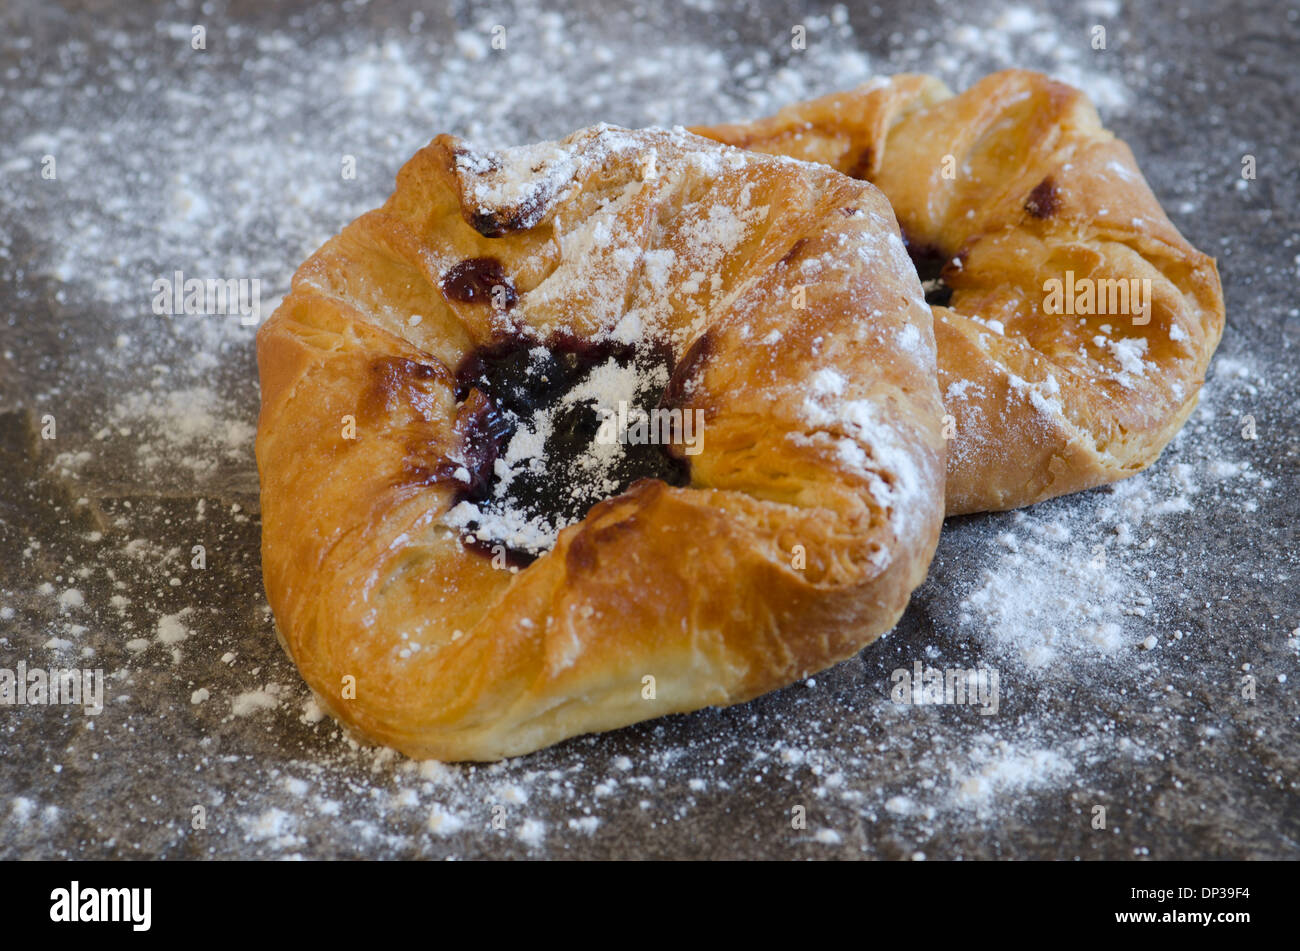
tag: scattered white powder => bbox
[945,380,980,402]
[240,808,303,849]
[155,610,193,645]
[1104,336,1151,387]
[284,777,310,797]
[943,356,1271,669]
[567,816,601,835]
[940,8,1130,112]
[799,384,930,537]
[10,798,35,825]
[952,742,1074,808]
[809,368,847,396]
[115,387,256,476]
[232,687,282,717]
[960,512,1126,666]
[496,783,529,806]
[968,314,1005,335]
[428,805,466,836]
[516,818,547,847]
[1006,371,1065,420]
[300,697,326,724]
[459,138,588,226]
[9,0,1274,862]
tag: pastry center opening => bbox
[445,335,692,567]
[903,236,954,309]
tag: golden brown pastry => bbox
[694,70,1225,515]
[255,125,946,761]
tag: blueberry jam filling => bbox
[446,335,691,567]
[903,235,955,309]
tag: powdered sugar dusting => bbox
[800,383,930,537]
[6,0,1287,861]
[935,355,1276,670]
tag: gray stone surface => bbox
[0,0,1296,859]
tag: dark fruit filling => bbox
[449,334,691,567]
[903,235,955,309]
[440,257,518,309]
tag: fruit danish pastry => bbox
[255,125,946,761]
[695,70,1225,515]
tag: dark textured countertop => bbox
[1,0,1296,859]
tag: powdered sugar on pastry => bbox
[800,384,929,538]
[1101,336,1152,388]
[443,351,671,558]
